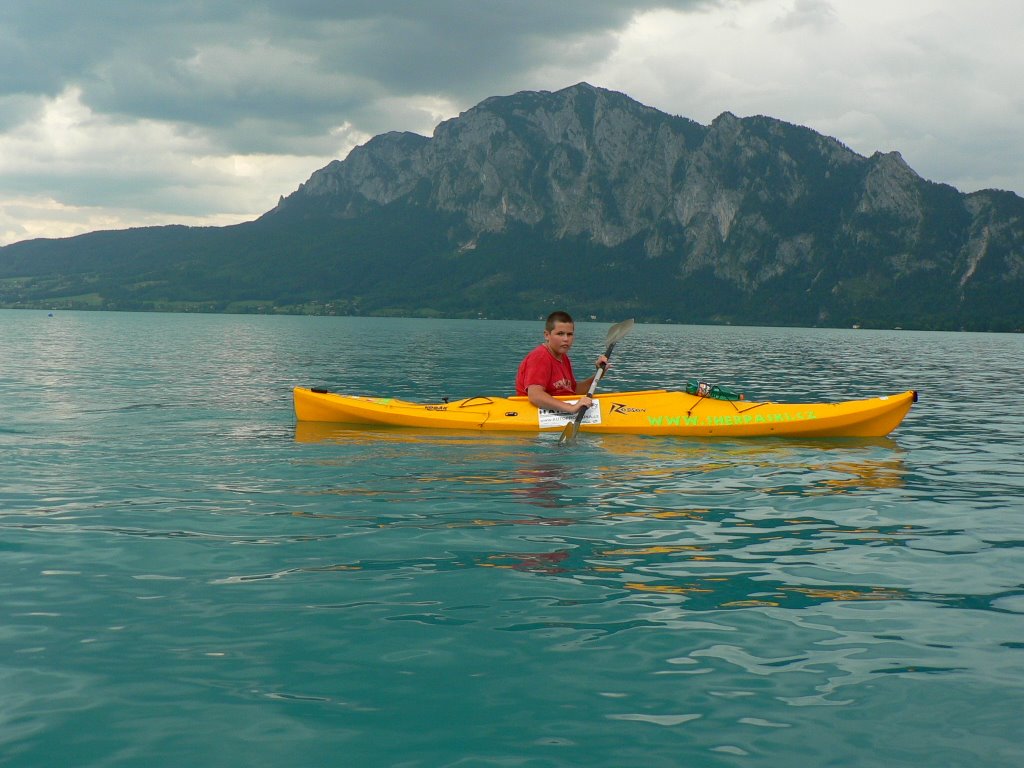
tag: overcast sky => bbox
[1,0,1021,246]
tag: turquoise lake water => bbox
[1,309,1022,767]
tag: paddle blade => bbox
[605,318,635,348]
[558,415,582,444]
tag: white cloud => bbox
[0,88,358,244]
[0,88,206,185]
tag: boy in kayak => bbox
[515,311,608,414]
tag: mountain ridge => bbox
[2,83,1022,330]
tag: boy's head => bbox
[545,311,574,331]
[543,311,576,357]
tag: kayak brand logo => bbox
[425,405,448,411]
[610,402,646,414]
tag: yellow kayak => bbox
[293,387,918,438]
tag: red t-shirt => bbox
[515,344,577,397]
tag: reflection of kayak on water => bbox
[293,387,918,438]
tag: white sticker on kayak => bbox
[538,400,602,429]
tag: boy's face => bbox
[544,321,576,358]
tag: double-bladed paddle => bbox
[558,318,635,444]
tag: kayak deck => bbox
[293,387,918,438]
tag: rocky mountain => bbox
[2,83,1023,330]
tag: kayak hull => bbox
[293,387,917,438]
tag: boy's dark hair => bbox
[545,311,574,331]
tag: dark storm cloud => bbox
[1,0,711,153]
